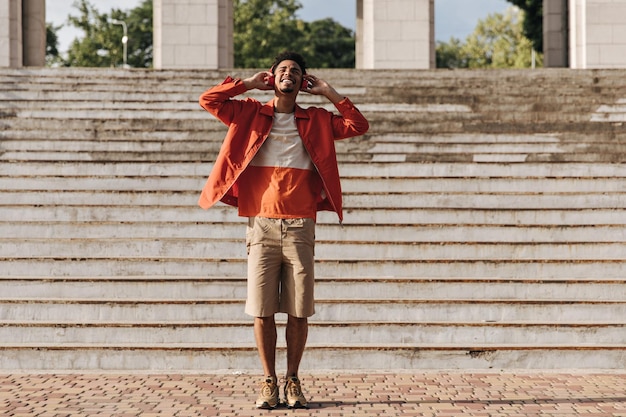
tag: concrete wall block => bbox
[386,0,417,21]
[176,4,212,26]
[372,0,388,20]
[189,25,215,44]
[613,24,626,42]
[161,3,176,24]
[174,45,208,67]
[598,44,626,66]
[587,24,613,43]
[162,25,190,45]
[587,2,626,24]
[582,45,601,67]
[159,44,175,65]
[385,40,421,61]
[400,21,426,40]
[546,14,563,30]
[0,1,9,18]
[545,0,564,14]
[375,21,403,40]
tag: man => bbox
[198,51,369,409]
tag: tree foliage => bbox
[506,0,542,53]
[46,23,63,66]
[436,37,467,69]
[64,0,152,68]
[300,18,355,68]
[51,0,354,68]
[436,6,542,69]
[234,0,304,68]
[234,0,355,68]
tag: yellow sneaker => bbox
[255,376,279,409]
[284,376,308,409]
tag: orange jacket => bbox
[198,76,369,222]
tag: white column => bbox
[0,0,22,68]
[22,0,46,66]
[585,0,626,68]
[153,0,232,69]
[543,0,568,67]
[357,0,434,69]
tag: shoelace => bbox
[260,378,277,396]
[285,378,302,396]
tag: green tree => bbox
[435,7,542,69]
[233,0,355,68]
[506,0,542,52]
[46,23,63,66]
[300,18,355,68]
[65,0,152,68]
[462,7,542,68]
[436,37,468,69]
[234,0,305,68]
[124,0,153,68]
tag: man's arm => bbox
[199,71,277,125]
[242,71,274,91]
[303,74,369,138]
[303,74,345,104]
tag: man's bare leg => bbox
[286,315,308,377]
[254,316,277,377]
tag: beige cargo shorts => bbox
[244,216,316,318]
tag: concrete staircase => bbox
[0,67,624,371]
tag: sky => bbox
[47,0,511,54]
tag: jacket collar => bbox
[261,100,310,119]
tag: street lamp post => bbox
[110,19,129,68]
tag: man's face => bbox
[273,60,303,94]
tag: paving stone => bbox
[0,371,625,416]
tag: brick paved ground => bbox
[1,371,625,416]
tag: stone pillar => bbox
[543,0,568,67]
[0,0,22,67]
[356,0,434,69]
[569,0,626,68]
[153,0,233,69]
[22,0,45,66]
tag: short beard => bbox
[279,86,295,93]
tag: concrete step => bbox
[2,67,625,89]
[0,344,623,371]
[2,222,624,243]
[4,176,626,193]
[3,140,624,161]
[2,162,624,178]
[0,116,224,132]
[3,277,626,301]
[4,107,613,126]
[2,131,624,149]
[2,321,625,345]
[1,298,624,322]
[2,206,623,226]
[5,150,624,164]
[1,239,624,261]
[2,96,614,118]
[2,189,624,209]
[1,258,624,279]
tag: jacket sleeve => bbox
[198,76,250,126]
[330,97,370,139]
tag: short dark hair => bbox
[270,51,307,74]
